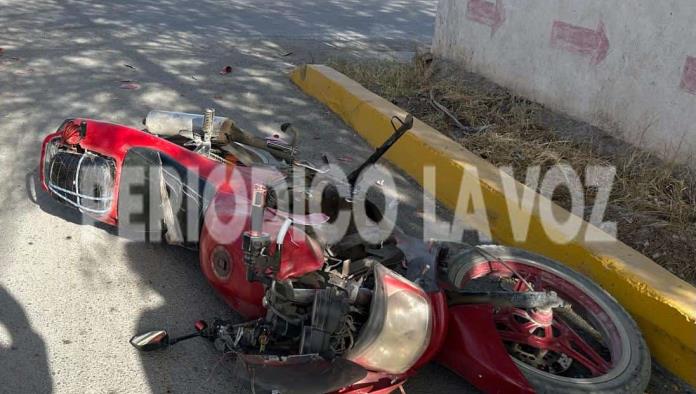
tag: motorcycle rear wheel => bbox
[448,245,651,393]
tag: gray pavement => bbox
[0,1,475,393]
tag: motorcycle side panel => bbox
[437,304,534,394]
[331,371,406,394]
[238,354,367,394]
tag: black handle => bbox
[280,122,299,147]
[347,114,414,185]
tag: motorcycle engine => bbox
[300,287,351,356]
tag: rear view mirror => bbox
[129,330,170,352]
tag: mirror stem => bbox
[169,332,201,346]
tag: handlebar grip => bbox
[403,114,414,130]
[280,122,299,147]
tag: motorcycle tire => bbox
[447,245,651,393]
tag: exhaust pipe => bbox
[144,110,228,137]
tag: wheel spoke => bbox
[520,320,539,334]
[544,326,553,339]
[481,259,621,380]
[498,330,543,346]
[513,277,529,291]
[552,320,611,376]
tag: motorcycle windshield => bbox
[235,354,367,394]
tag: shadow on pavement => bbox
[26,166,248,391]
[122,241,247,393]
[0,286,53,393]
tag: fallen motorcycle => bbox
[39,109,650,393]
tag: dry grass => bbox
[328,56,696,284]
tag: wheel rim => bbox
[457,257,631,384]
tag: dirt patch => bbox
[327,56,696,285]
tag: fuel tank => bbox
[199,192,326,318]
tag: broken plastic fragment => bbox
[119,82,141,90]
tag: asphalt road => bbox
[0,1,477,393]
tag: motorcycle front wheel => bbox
[447,245,651,393]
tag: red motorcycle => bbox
[39,109,650,393]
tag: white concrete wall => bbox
[432,0,696,162]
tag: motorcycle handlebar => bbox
[347,113,414,185]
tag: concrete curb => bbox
[290,64,696,386]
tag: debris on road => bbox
[219,65,233,75]
[124,64,136,70]
[119,80,141,90]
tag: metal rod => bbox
[347,114,413,186]
[168,332,201,345]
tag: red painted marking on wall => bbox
[680,56,696,95]
[466,0,505,36]
[551,20,609,65]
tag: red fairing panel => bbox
[40,119,230,225]
[437,304,534,394]
[333,371,406,394]
[40,119,325,317]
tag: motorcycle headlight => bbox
[346,264,431,374]
[42,137,60,187]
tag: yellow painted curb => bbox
[291,64,696,386]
